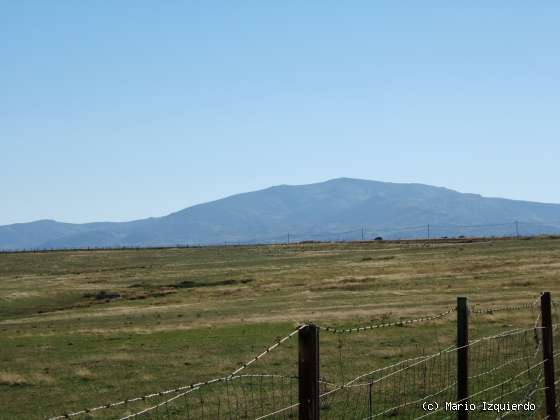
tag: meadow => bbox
[1,237,559,419]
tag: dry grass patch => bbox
[31,372,55,384]
[74,367,94,380]
[0,371,29,386]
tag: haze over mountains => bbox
[2,178,560,250]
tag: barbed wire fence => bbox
[312,295,548,420]
[46,293,559,419]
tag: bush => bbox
[94,290,120,300]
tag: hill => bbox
[1,178,560,250]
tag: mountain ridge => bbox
[2,178,559,250]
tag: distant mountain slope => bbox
[2,178,560,250]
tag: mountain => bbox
[1,178,560,250]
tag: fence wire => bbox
[47,298,552,420]
[116,374,300,420]
[316,327,544,419]
[48,326,304,420]
[316,308,456,334]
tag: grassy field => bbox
[1,237,559,419]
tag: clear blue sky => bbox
[2,2,559,225]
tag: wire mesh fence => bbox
[113,374,299,420]
[316,329,545,419]
[47,294,560,420]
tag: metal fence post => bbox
[299,324,320,420]
[541,292,557,420]
[457,297,469,420]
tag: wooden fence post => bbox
[299,324,320,420]
[541,292,557,420]
[457,297,469,420]
[368,381,373,418]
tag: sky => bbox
[2,2,559,225]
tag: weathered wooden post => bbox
[368,381,373,418]
[541,292,557,420]
[457,297,469,420]
[299,324,320,420]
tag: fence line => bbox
[317,307,456,334]
[322,326,542,393]
[254,401,301,420]
[470,301,538,314]
[344,351,454,388]
[4,220,560,253]
[317,300,539,336]
[306,297,545,419]
[47,374,295,420]
[48,325,305,420]
[228,324,305,378]
[413,360,545,420]
[47,296,551,420]
[121,324,305,419]
[315,325,543,419]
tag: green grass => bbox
[1,237,559,419]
